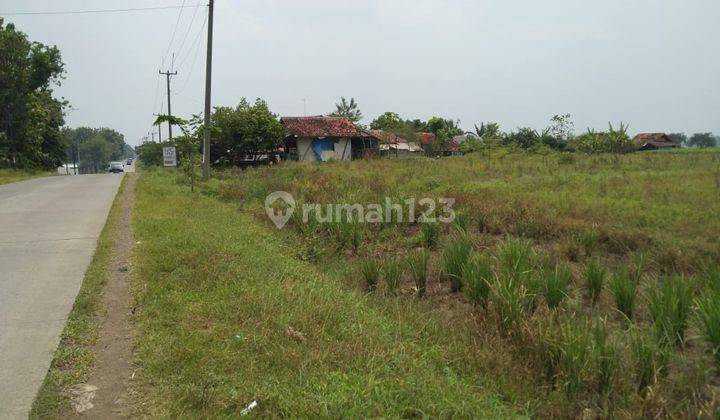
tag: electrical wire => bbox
[161,0,187,69]
[173,2,202,64]
[0,4,202,16]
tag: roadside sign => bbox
[163,146,177,167]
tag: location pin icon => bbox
[265,191,295,229]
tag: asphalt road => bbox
[0,174,124,419]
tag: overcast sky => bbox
[3,0,719,146]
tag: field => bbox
[0,168,55,185]
[131,149,720,417]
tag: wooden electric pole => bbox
[159,69,177,141]
[201,0,214,180]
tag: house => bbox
[366,130,424,158]
[433,139,463,156]
[419,132,436,155]
[281,116,378,162]
[633,133,681,151]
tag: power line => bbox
[175,12,208,71]
[175,13,208,95]
[0,4,202,16]
[173,1,202,63]
[161,0,188,69]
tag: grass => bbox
[542,264,572,309]
[405,249,430,298]
[647,275,693,347]
[0,168,55,185]
[610,269,638,324]
[383,257,401,295]
[128,170,523,418]
[696,287,720,365]
[462,253,493,308]
[441,234,472,292]
[29,177,127,418]
[584,257,605,305]
[360,258,380,292]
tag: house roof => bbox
[366,130,407,144]
[434,139,460,152]
[281,116,360,138]
[419,132,436,145]
[632,133,680,148]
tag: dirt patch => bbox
[73,173,137,417]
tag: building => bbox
[633,133,682,151]
[419,132,436,155]
[281,116,378,162]
[366,130,424,158]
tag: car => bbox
[126,158,133,165]
[108,162,124,173]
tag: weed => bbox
[497,237,534,283]
[420,222,441,248]
[631,329,669,393]
[584,257,606,305]
[696,288,720,365]
[361,259,380,292]
[463,253,493,308]
[546,320,592,394]
[592,318,616,394]
[441,235,472,293]
[384,257,401,295]
[542,264,572,309]
[647,275,693,347]
[453,209,470,233]
[492,275,535,336]
[406,249,430,298]
[610,269,638,324]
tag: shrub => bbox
[631,329,669,393]
[647,275,693,347]
[610,269,638,324]
[361,259,380,292]
[497,237,534,283]
[696,288,720,365]
[584,257,606,305]
[384,258,401,295]
[406,249,430,298]
[592,318,616,394]
[542,264,572,309]
[441,235,472,293]
[463,253,493,308]
[453,209,470,233]
[420,222,440,248]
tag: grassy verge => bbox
[0,168,55,185]
[29,177,128,418]
[129,170,524,418]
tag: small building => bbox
[633,133,681,151]
[419,132,436,155]
[281,116,378,162]
[433,139,463,156]
[366,130,424,158]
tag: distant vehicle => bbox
[108,162,124,173]
[126,158,133,165]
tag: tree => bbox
[667,133,687,146]
[211,98,285,166]
[567,122,632,154]
[330,97,363,124]
[62,127,131,173]
[687,133,716,148]
[427,117,463,144]
[0,18,67,168]
[370,112,402,130]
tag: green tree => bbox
[211,98,284,166]
[687,133,716,148]
[370,112,402,130]
[667,133,687,146]
[0,18,67,168]
[330,97,363,124]
[79,134,113,173]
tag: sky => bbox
[2,0,719,146]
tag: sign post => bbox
[163,146,177,167]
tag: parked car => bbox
[126,158,133,165]
[108,162,124,173]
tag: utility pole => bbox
[202,0,215,180]
[159,69,178,141]
[150,132,156,142]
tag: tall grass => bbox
[647,275,693,347]
[696,287,720,365]
[406,249,430,298]
[592,318,616,394]
[383,258,401,295]
[361,259,380,292]
[420,222,441,248]
[542,264,572,309]
[610,269,638,324]
[584,257,605,305]
[462,254,493,308]
[441,235,472,293]
[554,321,592,394]
[631,329,669,393]
[453,209,470,233]
[497,238,534,283]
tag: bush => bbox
[463,253,493,308]
[406,249,430,298]
[696,288,720,365]
[584,257,606,305]
[647,275,693,347]
[610,269,638,324]
[420,222,441,248]
[542,264,572,309]
[384,258,401,295]
[361,259,380,292]
[441,235,472,293]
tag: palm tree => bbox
[330,97,363,124]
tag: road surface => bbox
[0,174,124,419]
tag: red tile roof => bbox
[281,116,360,138]
[419,132,436,145]
[632,133,680,148]
[366,130,406,144]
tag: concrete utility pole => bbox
[159,69,178,141]
[201,0,215,180]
